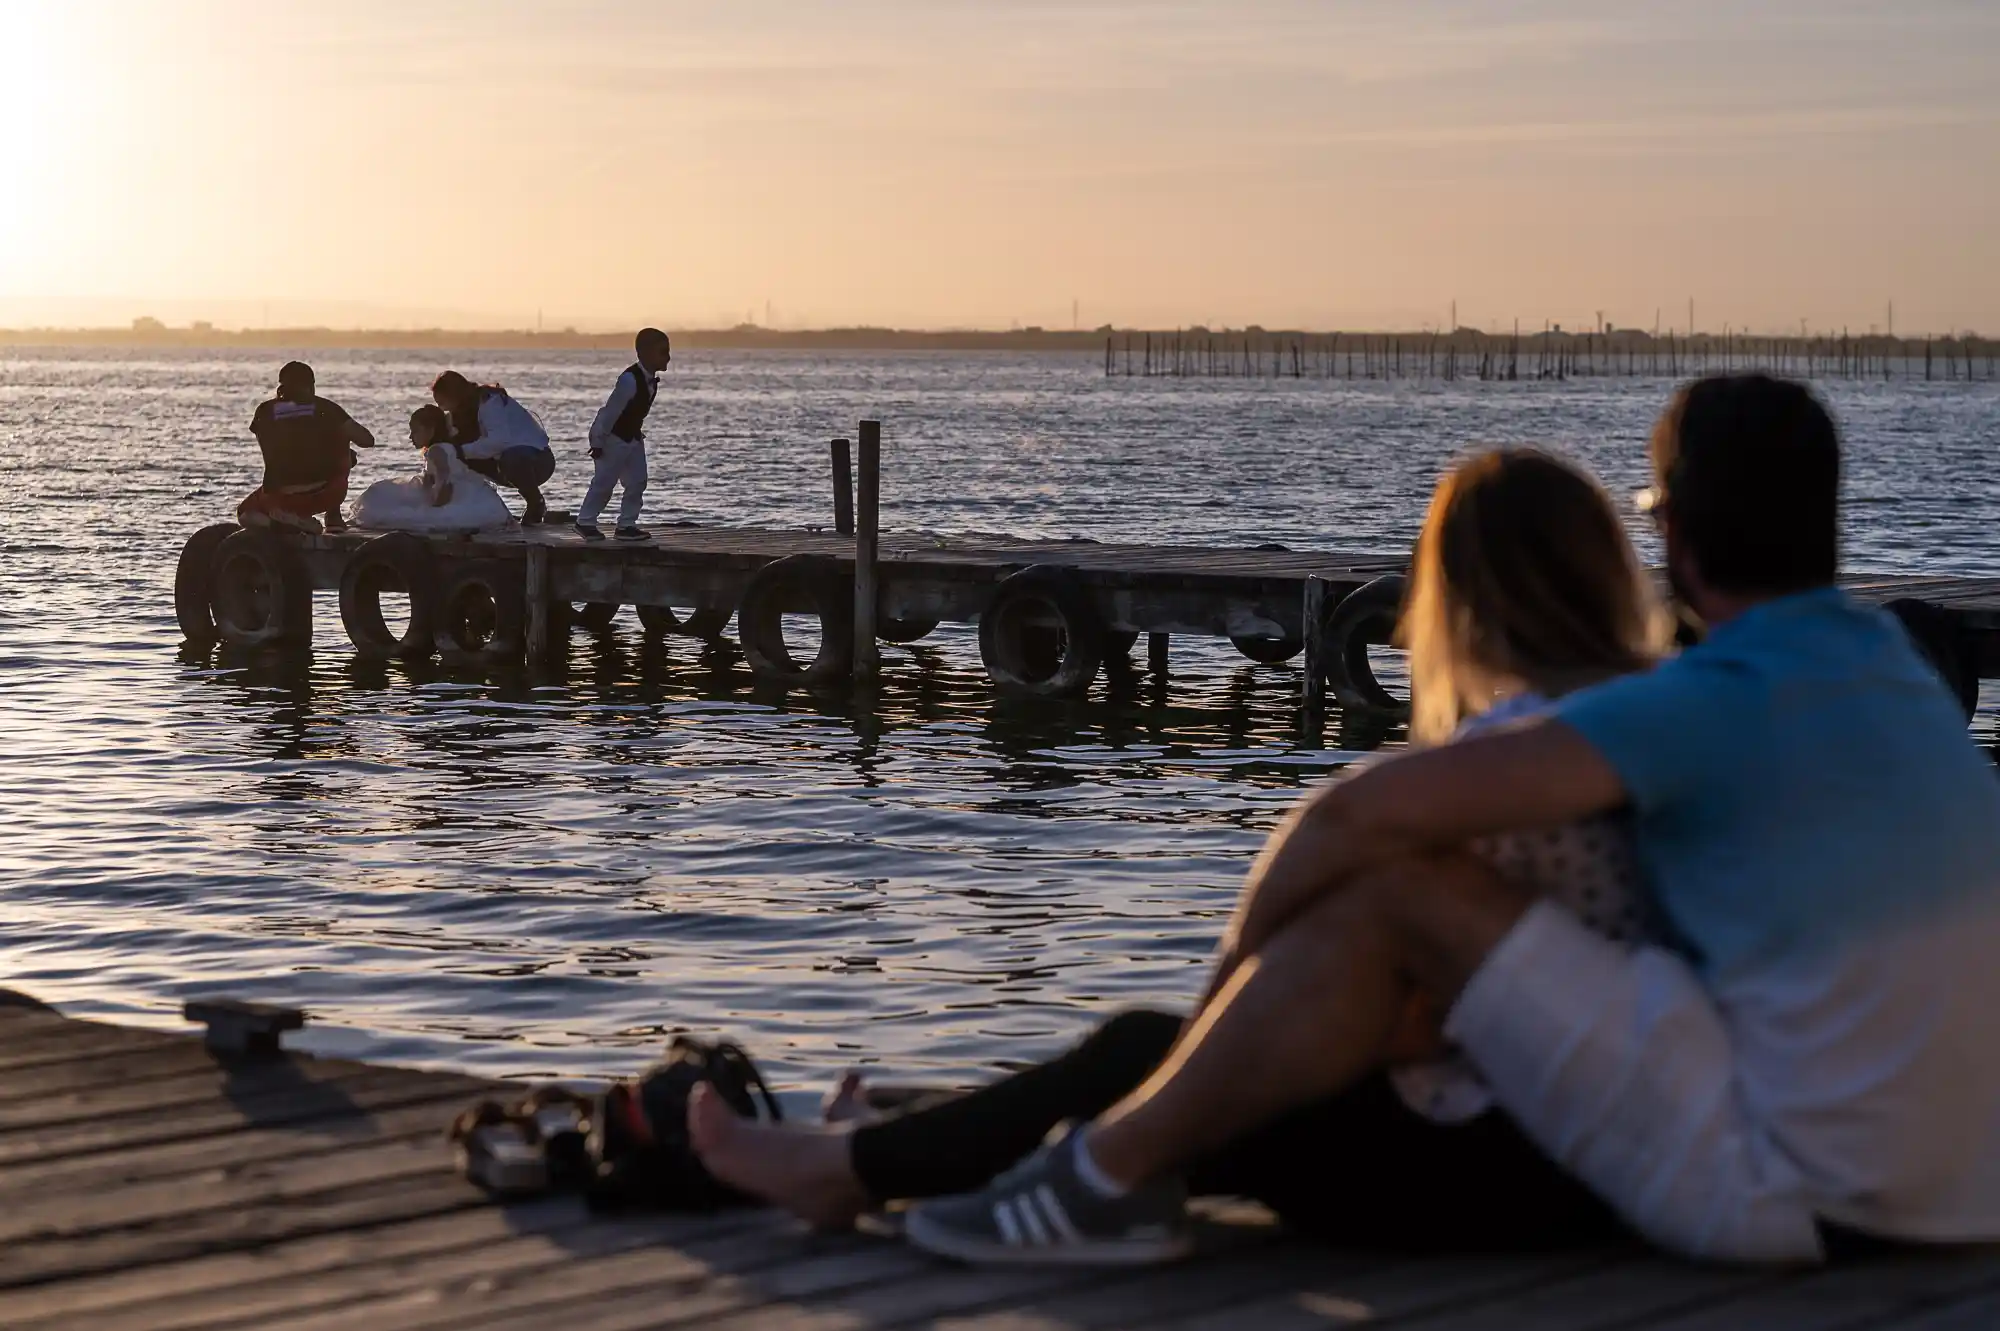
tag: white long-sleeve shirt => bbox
[588,366,659,451]
[459,390,551,461]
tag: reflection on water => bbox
[1,349,1994,1087]
[19,615,1380,1087]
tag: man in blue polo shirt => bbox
[904,375,2000,1267]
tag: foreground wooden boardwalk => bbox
[6,1001,2000,1330]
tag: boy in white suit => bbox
[576,327,671,541]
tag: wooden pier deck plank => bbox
[2,1008,1995,1329]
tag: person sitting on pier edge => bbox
[575,327,671,543]
[694,375,2000,1269]
[239,360,375,533]
[350,406,514,532]
[431,370,555,524]
[688,447,1669,1256]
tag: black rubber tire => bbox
[1231,634,1305,664]
[737,555,854,684]
[636,605,734,641]
[979,565,1106,698]
[339,533,437,659]
[573,602,620,632]
[877,615,940,644]
[210,528,313,650]
[1321,574,1409,714]
[433,560,526,666]
[1884,598,1979,722]
[174,522,239,645]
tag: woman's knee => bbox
[1346,855,1533,1002]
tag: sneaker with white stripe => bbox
[903,1125,1193,1267]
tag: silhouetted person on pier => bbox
[240,361,375,533]
[432,371,555,524]
[575,327,671,542]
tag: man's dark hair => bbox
[277,360,315,402]
[636,327,670,356]
[1649,374,1840,596]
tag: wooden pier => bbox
[180,516,2000,718]
[174,429,2000,714]
[4,996,1998,1329]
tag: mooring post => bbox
[524,543,551,672]
[853,421,881,680]
[1302,576,1328,711]
[831,438,854,536]
[1148,632,1169,677]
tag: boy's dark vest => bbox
[609,365,656,443]
[253,397,349,490]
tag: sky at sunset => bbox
[3,0,1997,334]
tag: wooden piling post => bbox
[853,420,881,681]
[831,438,854,536]
[1302,576,1328,711]
[1148,632,1169,677]
[525,544,551,672]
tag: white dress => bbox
[1389,690,1654,1122]
[352,445,514,533]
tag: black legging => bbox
[849,1008,1625,1250]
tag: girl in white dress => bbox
[352,406,515,533]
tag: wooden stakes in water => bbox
[524,544,551,672]
[830,438,854,536]
[1101,328,1999,383]
[852,420,881,682]
[1302,576,1329,712]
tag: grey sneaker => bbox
[573,523,605,542]
[903,1126,1192,1267]
[614,525,650,542]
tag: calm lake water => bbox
[1,348,1995,1090]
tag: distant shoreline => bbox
[0,325,1117,353]
[3,324,1989,357]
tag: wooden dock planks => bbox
[1,1005,1997,1328]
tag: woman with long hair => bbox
[431,370,556,524]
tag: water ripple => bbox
[1,349,1994,1087]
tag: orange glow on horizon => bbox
[0,1,1996,335]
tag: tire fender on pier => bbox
[876,615,940,644]
[1321,574,1410,715]
[1884,598,1979,722]
[637,604,734,641]
[433,560,526,666]
[737,555,854,684]
[209,528,313,650]
[1231,633,1304,665]
[338,533,438,659]
[174,522,240,645]
[980,565,1106,698]
[573,602,620,632]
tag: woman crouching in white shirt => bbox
[431,370,555,524]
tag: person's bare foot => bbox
[820,1070,877,1124]
[687,1083,870,1228]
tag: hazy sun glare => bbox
[2,0,1997,333]
[0,4,71,270]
